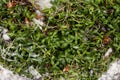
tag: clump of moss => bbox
[0,0,120,79]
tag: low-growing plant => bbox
[0,0,120,79]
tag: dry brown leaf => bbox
[102,36,111,45]
[7,2,13,8]
[7,0,18,8]
[25,17,30,25]
[63,65,70,72]
[35,14,45,21]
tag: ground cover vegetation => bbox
[0,0,120,79]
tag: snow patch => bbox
[98,59,120,80]
[0,65,30,80]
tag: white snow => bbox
[0,65,30,80]
[98,59,120,80]
[30,0,53,30]
[35,0,53,10]
[2,34,11,41]
[28,66,43,80]
[2,28,8,34]
[103,48,113,59]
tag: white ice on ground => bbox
[35,0,53,10]
[0,64,44,80]
[28,66,43,80]
[0,65,30,80]
[2,28,8,34]
[35,10,44,16]
[0,27,11,42]
[32,18,44,30]
[31,0,53,30]
[98,59,120,80]
[2,34,11,41]
[103,48,113,59]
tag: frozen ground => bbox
[0,65,30,80]
[99,59,120,80]
[0,65,44,80]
